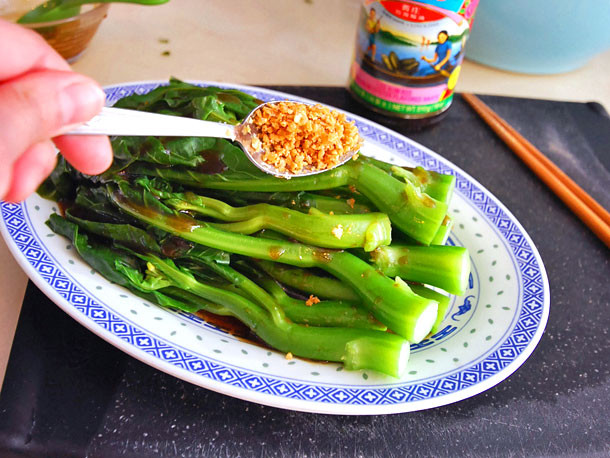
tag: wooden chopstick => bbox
[462,93,610,249]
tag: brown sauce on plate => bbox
[196,151,228,175]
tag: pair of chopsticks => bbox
[462,93,610,249]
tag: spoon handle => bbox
[66,107,236,139]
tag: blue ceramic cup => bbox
[465,1,610,74]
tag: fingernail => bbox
[59,82,105,125]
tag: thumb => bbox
[0,69,104,162]
[0,70,105,198]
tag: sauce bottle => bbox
[348,0,479,127]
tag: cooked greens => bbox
[38,79,469,377]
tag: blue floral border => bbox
[0,82,547,407]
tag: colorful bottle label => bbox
[349,0,478,117]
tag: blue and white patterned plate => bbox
[0,81,549,415]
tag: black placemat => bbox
[1,89,609,458]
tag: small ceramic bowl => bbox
[21,3,110,63]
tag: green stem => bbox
[238,261,384,331]
[127,162,352,191]
[430,215,453,246]
[204,190,374,215]
[178,245,287,325]
[388,166,455,205]
[257,255,449,335]
[360,156,455,205]
[256,260,360,302]
[160,286,232,316]
[109,184,438,342]
[370,244,470,295]
[160,191,391,251]
[255,259,450,334]
[144,254,409,377]
[280,298,386,330]
[129,159,446,245]
[350,161,447,245]
[416,170,455,205]
[409,285,450,335]
[292,193,373,215]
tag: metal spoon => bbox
[67,102,359,178]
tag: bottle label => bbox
[349,0,478,116]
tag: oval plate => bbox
[0,81,550,415]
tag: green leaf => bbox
[112,79,259,123]
[47,214,138,287]
[65,210,161,253]
[18,0,170,24]
[192,95,237,124]
[37,156,76,201]
[112,136,216,168]
[72,186,130,224]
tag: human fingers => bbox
[0,69,105,190]
[0,19,70,80]
[53,135,113,175]
[1,140,57,203]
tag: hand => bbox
[0,19,112,203]
[434,64,441,71]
